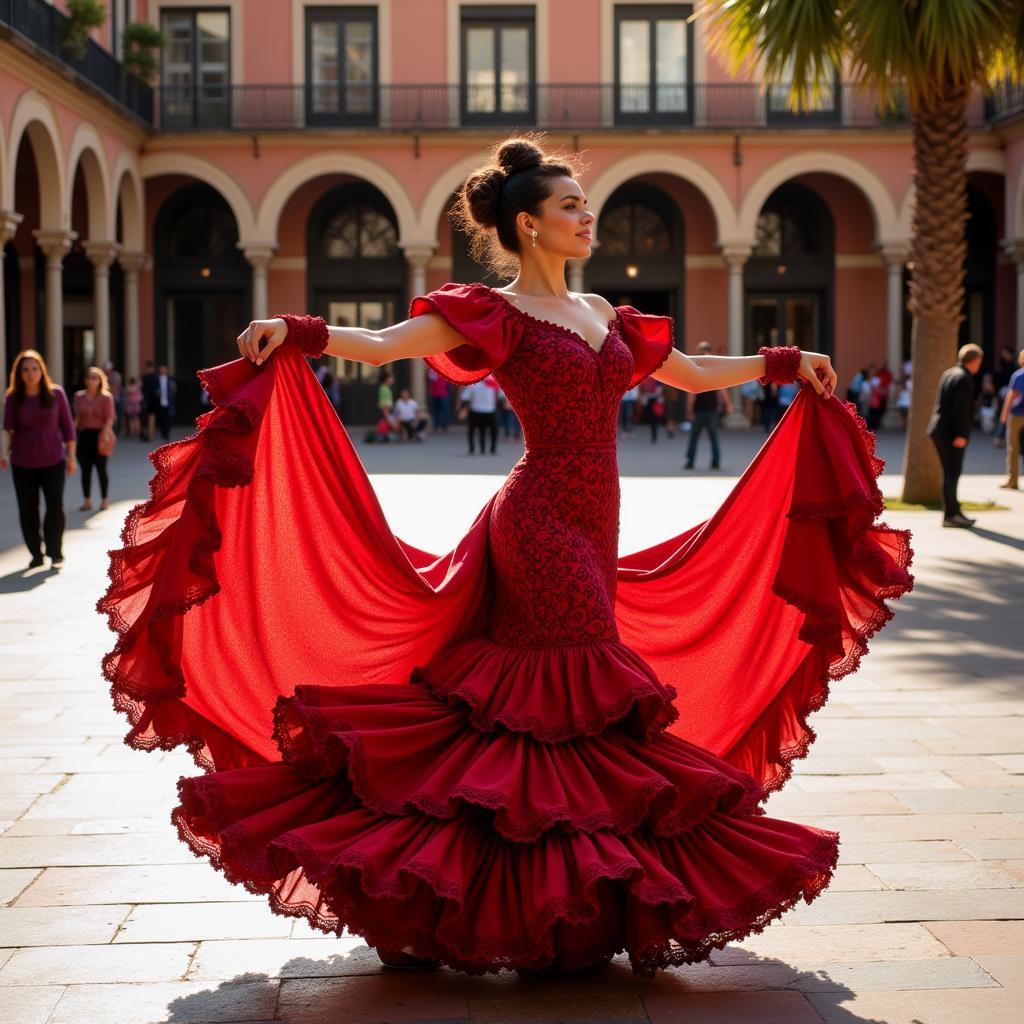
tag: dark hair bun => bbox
[462,167,505,229]
[496,138,544,177]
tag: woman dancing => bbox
[98,135,913,975]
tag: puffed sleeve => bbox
[616,305,676,389]
[409,282,523,385]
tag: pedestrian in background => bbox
[998,348,1024,490]
[122,377,143,438]
[926,343,982,528]
[73,365,116,511]
[427,367,451,433]
[684,340,731,470]
[619,384,639,436]
[459,375,498,455]
[0,349,76,569]
[394,387,428,441]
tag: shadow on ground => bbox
[162,947,889,1024]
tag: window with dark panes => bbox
[160,8,231,129]
[461,7,535,121]
[305,7,378,125]
[614,4,692,122]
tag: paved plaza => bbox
[1,421,1022,1024]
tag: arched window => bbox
[166,203,239,259]
[598,201,672,258]
[754,201,823,257]
[322,204,399,259]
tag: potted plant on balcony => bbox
[121,22,166,85]
[61,0,106,61]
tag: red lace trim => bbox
[272,313,329,359]
[757,345,802,386]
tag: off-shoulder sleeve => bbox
[616,305,676,389]
[409,282,523,385]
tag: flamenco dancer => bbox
[98,136,914,975]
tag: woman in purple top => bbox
[0,349,77,569]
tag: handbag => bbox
[97,427,117,457]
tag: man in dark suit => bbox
[926,343,983,527]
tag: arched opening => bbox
[587,181,683,321]
[153,182,250,421]
[307,181,405,423]
[745,182,835,356]
[960,179,999,368]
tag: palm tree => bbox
[700,0,1024,502]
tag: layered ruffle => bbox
[410,636,679,742]
[170,614,839,974]
[270,681,765,843]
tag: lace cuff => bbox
[272,313,329,359]
[757,345,801,386]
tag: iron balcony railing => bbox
[0,0,153,123]
[151,81,1000,133]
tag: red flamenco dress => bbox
[97,282,913,975]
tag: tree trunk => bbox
[901,76,969,504]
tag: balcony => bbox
[152,81,1004,133]
[0,0,153,123]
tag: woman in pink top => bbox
[0,349,76,570]
[73,366,116,511]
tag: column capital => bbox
[0,210,24,245]
[399,242,437,268]
[877,244,910,266]
[83,240,121,269]
[718,243,752,268]
[32,228,76,261]
[1001,237,1024,263]
[118,250,150,274]
[239,242,277,269]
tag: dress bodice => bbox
[409,282,675,447]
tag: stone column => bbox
[83,241,121,369]
[1005,240,1024,352]
[118,251,147,383]
[402,244,435,406]
[880,245,909,428]
[242,244,276,320]
[32,229,76,385]
[720,244,752,429]
[0,211,24,388]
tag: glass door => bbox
[746,293,822,354]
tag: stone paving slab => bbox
[0,437,1021,1023]
[0,904,129,946]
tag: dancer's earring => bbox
[531,230,537,249]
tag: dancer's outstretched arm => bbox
[236,312,466,367]
[653,348,836,398]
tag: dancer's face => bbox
[519,176,594,259]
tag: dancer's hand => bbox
[798,351,837,398]
[237,318,288,365]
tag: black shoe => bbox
[50,555,64,569]
[942,514,975,528]
[28,554,44,569]
[711,463,720,470]
[683,462,694,470]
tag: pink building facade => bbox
[2,0,1022,423]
